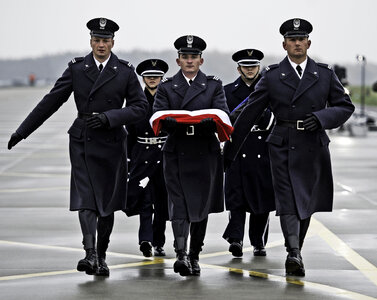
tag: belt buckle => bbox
[150,138,157,145]
[296,120,305,130]
[186,125,195,135]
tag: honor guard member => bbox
[125,59,170,257]
[153,35,229,276]
[223,49,275,257]
[7,17,148,277]
[224,18,354,276]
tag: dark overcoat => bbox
[225,56,354,219]
[125,89,168,218]
[15,52,148,217]
[153,70,229,222]
[224,76,275,214]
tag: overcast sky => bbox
[1,0,376,65]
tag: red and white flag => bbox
[149,109,233,142]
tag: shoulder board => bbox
[68,57,84,66]
[207,75,222,83]
[265,64,278,72]
[318,63,332,70]
[119,59,134,69]
[161,77,172,83]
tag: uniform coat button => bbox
[87,137,91,141]
[257,154,261,158]
[107,99,112,103]
[242,154,246,158]
[258,136,262,139]
[291,146,295,150]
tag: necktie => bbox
[99,64,103,72]
[296,65,302,77]
[189,79,193,85]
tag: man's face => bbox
[283,37,311,60]
[143,76,162,89]
[238,65,260,81]
[90,37,114,61]
[176,54,203,76]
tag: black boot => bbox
[96,237,110,276]
[77,235,97,275]
[188,251,201,276]
[154,246,166,257]
[174,250,192,276]
[285,235,305,276]
[173,237,192,276]
[77,248,97,275]
[96,252,110,276]
[140,241,153,257]
[253,245,267,256]
[229,240,243,257]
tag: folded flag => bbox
[149,109,233,142]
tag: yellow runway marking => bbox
[202,264,377,300]
[311,218,377,287]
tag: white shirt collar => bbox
[93,54,111,70]
[287,56,307,78]
[182,71,197,85]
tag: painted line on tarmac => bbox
[0,240,375,299]
[203,264,376,300]
[0,172,69,178]
[0,240,153,261]
[311,218,377,287]
[335,182,377,206]
[0,186,69,193]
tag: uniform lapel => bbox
[180,70,207,109]
[292,57,319,103]
[83,54,100,83]
[279,56,300,91]
[171,71,188,100]
[89,53,118,97]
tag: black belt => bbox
[77,112,97,120]
[174,124,215,136]
[276,119,305,130]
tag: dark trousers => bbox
[138,183,167,247]
[172,218,208,254]
[79,210,114,254]
[280,214,311,251]
[223,209,270,247]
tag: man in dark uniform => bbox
[153,35,229,276]
[224,18,354,276]
[7,17,148,277]
[125,59,169,257]
[223,49,275,258]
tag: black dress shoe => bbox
[173,251,192,276]
[96,256,110,276]
[154,246,166,257]
[188,255,201,276]
[285,250,305,276]
[253,246,267,256]
[229,241,243,257]
[77,248,98,275]
[140,241,153,257]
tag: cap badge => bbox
[151,60,157,67]
[293,19,300,30]
[99,18,107,30]
[247,50,254,56]
[187,35,193,48]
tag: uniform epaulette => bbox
[318,63,332,70]
[265,64,278,72]
[119,59,134,69]
[207,75,222,84]
[68,57,84,66]
[161,77,172,83]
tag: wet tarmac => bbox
[0,86,376,299]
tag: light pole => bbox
[356,55,366,116]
